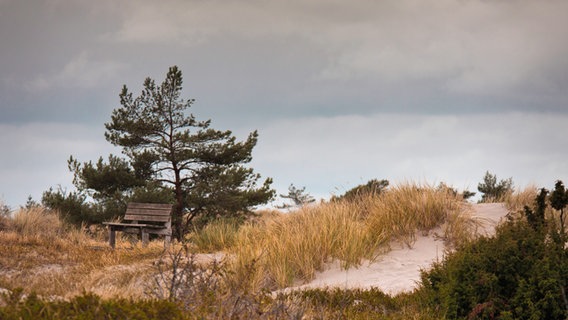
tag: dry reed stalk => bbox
[188,218,240,252]
[11,207,63,239]
[440,205,487,248]
[505,185,538,215]
[364,183,463,247]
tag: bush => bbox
[0,290,187,320]
[420,213,568,319]
[41,187,104,227]
[332,179,389,202]
[477,171,514,203]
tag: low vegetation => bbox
[0,207,164,299]
[1,179,567,319]
[229,183,476,290]
[420,187,568,318]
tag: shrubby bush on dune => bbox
[420,182,568,319]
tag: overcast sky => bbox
[1,0,567,208]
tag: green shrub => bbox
[293,287,441,319]
[477,171,514,203]
[41,187,104,227]
[0,291,187,320]
[332,179,389,202]
[420,218,568,319]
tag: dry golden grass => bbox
[0,207,168,299]
[0,186,488,300]
[505,185,539,215]
[362,183,464,247]
[440,206,487,248]
[11,207,63,239]
[187,218,240,252]
[229,182,479,290]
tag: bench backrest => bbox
[124,203,173,226]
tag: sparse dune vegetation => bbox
[0,207,164,299]
[1,178,567,318]
[229,182,479,290]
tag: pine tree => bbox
[71,66,273,238]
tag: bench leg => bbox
[109,228,116,249]
[164,235,171,249]
[141,229,149,247]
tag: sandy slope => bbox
[288,203,508,295]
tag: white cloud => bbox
[25,52,125,92]
[253,112,568,198]
[1,113,566,208]
[0,122,119,207]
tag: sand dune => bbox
[288,203,508,295]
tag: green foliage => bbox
[550,181,568,211]
[477,171,514,202]
[185,164,273,227]
[550,180,568,235]
[0,291,187,320]
[65,66,273,238]
[23,196,41,210]
[523,188,548,231]
[68,155,149,201]
[332,179,389,202]
[41,187,100,226]
[293,288,440,319]
[420,185,568,319]
[278,183,315,209]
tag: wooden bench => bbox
[103,203,173,249]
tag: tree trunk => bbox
[173,167,184,241]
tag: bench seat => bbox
[103,203,173,249]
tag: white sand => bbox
[287,203,508,295]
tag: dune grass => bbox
[0,183,487,300]
[229,182,479,290]
[0,183,500,319]
[505,184,538,214]
[10,207,64,239]
[187,218,240,252]
[0,207,165,299]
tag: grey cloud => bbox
[25,52,126,92]
[1,0,567,207]
[117,0,568,115]
[105,0,568,96]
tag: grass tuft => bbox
[187,218,240,252]
[230,182,474,290]
[505,185,538,215]
[11,207,63,239]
